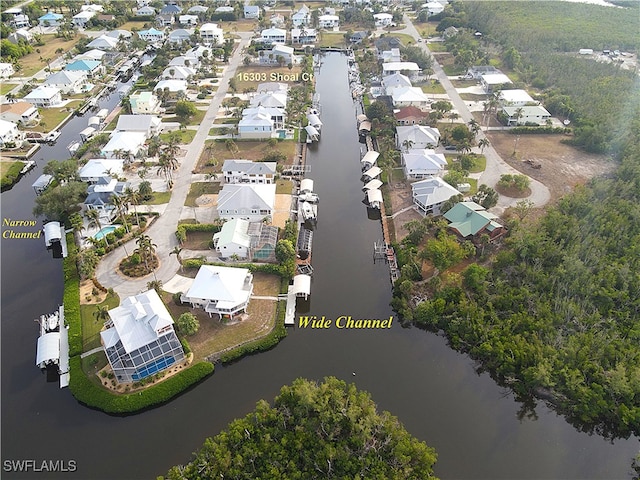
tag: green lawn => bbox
[0,160,22,177]
[388,33,416,46]
[318,32,347,48]
[185,182,221,207]
[426,42,448,52]
[33,102,80,132]
[420,82,446,94]
[196,139,297,173]
[276,179,293,194]
[159,129,196,144]
[164,108,206,127]
[1,83,18,95]
[80,292,120,351]
[17,35,82,77]
[140,191,172,205]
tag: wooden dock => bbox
[284,286,297,326]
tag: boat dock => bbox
[284,275,311,326]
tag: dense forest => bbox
[406,2,640,437]
[164,377,438,479]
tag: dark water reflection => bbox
[1,53,637,480]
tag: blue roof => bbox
[39,12,63,20]
[65,60,101,71]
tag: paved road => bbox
[95,33,253,298]
[400,15,551,213]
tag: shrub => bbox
[63,234,82,356]
[173,292,183,305]
[177,312,200,336]
[68,357,214,414]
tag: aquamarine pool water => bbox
[93,225,119,240]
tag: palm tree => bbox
[401,139,414,152]
[134,233,157,275]
[468,119,480,138]
[69,212,85,248]
[85,209,108,246]
[478,138,490,154]
[170,246,183,271]
[147,279,163,295]
[123,187,141,226]
[111,195,130,233]
[93,305,110,324]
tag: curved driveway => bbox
[400,15,551,213]
[95,33,253,297]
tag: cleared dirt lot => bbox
[486,132,615,202]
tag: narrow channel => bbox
[1,53,636,479]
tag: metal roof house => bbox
[411,177,461,216]
[101,289,185,384]
[181,266,253,318]
[212,218,278,261]
[396,125,441,150]
[216,184,276,222]
[443,201,505,240]
[222,159,277,184]
[402,149,447,179]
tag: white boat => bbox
[46,130,61,143]
[67,140,81,155]
[20,160,35,174]
[35,306,70,388]
[298,192,319,204]
[300,201,318,223]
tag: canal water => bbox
[1,53,637,479]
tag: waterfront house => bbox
[391,87,430,109]
[260,28,286,44]
[199,23,224,45]
[256,82,288,94]
[396,125,440,150]
[75,49,107,62]
[237,111,273,139]
[115,115,161,138]
[168,55,200,69]
[0,119,21,147]
[101,289,185,384]
[380,48,402,63]
[382,62,420,76]
[182,265,253,318]
[259,44,296,66]
[154,79,188,94]
[291,28,317,45]
[38,12,63,27]
[129,91,162,115]
[395,106,429,125]
[216,183,276,222]
[402,148,447,179]
[443,201,505,241]
[64,60,104,78]
[43,70,88,94]
[162,65,196,80]
[382,73,412,94]
[100,131,147,159]
[374,36,402,57]
[78,159,124,183]
[24,86,62,108]
[250,91,287,109]
[244,5,260,19]
[318,14,339,29]
[0,101,39,126]
[222,159,277,184]
[350,31,367,44]
[411,177,461,216]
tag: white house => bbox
[7,28,33,45]
[318,14,339,29]
[382,72,412,94]
[212,218,251,259]
[199,23,224,45]
[86,35,119,50]
[222,159,277,184]
[382,62,420,76]
[502,105,552,126]
[497,89,538,107]
[238,111,274,139]
[182,265,253,318]
[84,176,129,217]
[72,10,96,28]
[24,86,62,108]
[292,4,310,26]
[0,101,39,126]
[136,5,156,16]
[373,12,393,27]
[259,44,296,66]
[137,28,165,43]
[43,70,89,94]
[168,55,200,69]
[188,5,208,14]
[162,65,196,80]
[0,63,15,79]
[115,115,161,138]
[242,106,285,129]
[75,49,107,62]
[250,91,287,109]
[402,149,447,179]
[396,125,441,149]
[291,28,317,44]
[129,91,162,115]
[10,14,30,29]
[168,28,194,44]
[391,87,430,109]
[412,177,461,216]
[217,183,276,221]
[154,79,188,94]
[100,132,147,159]
[179,14,199,26]
[380,48,401,63]
[260,28,286,44]
[481,73,513,93]
[101,289,185,384]
[244,5,260,19]
[0,119,21,147]
[78,159,124,183]
[423,1,445,16]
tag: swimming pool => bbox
[93,225,119,240]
